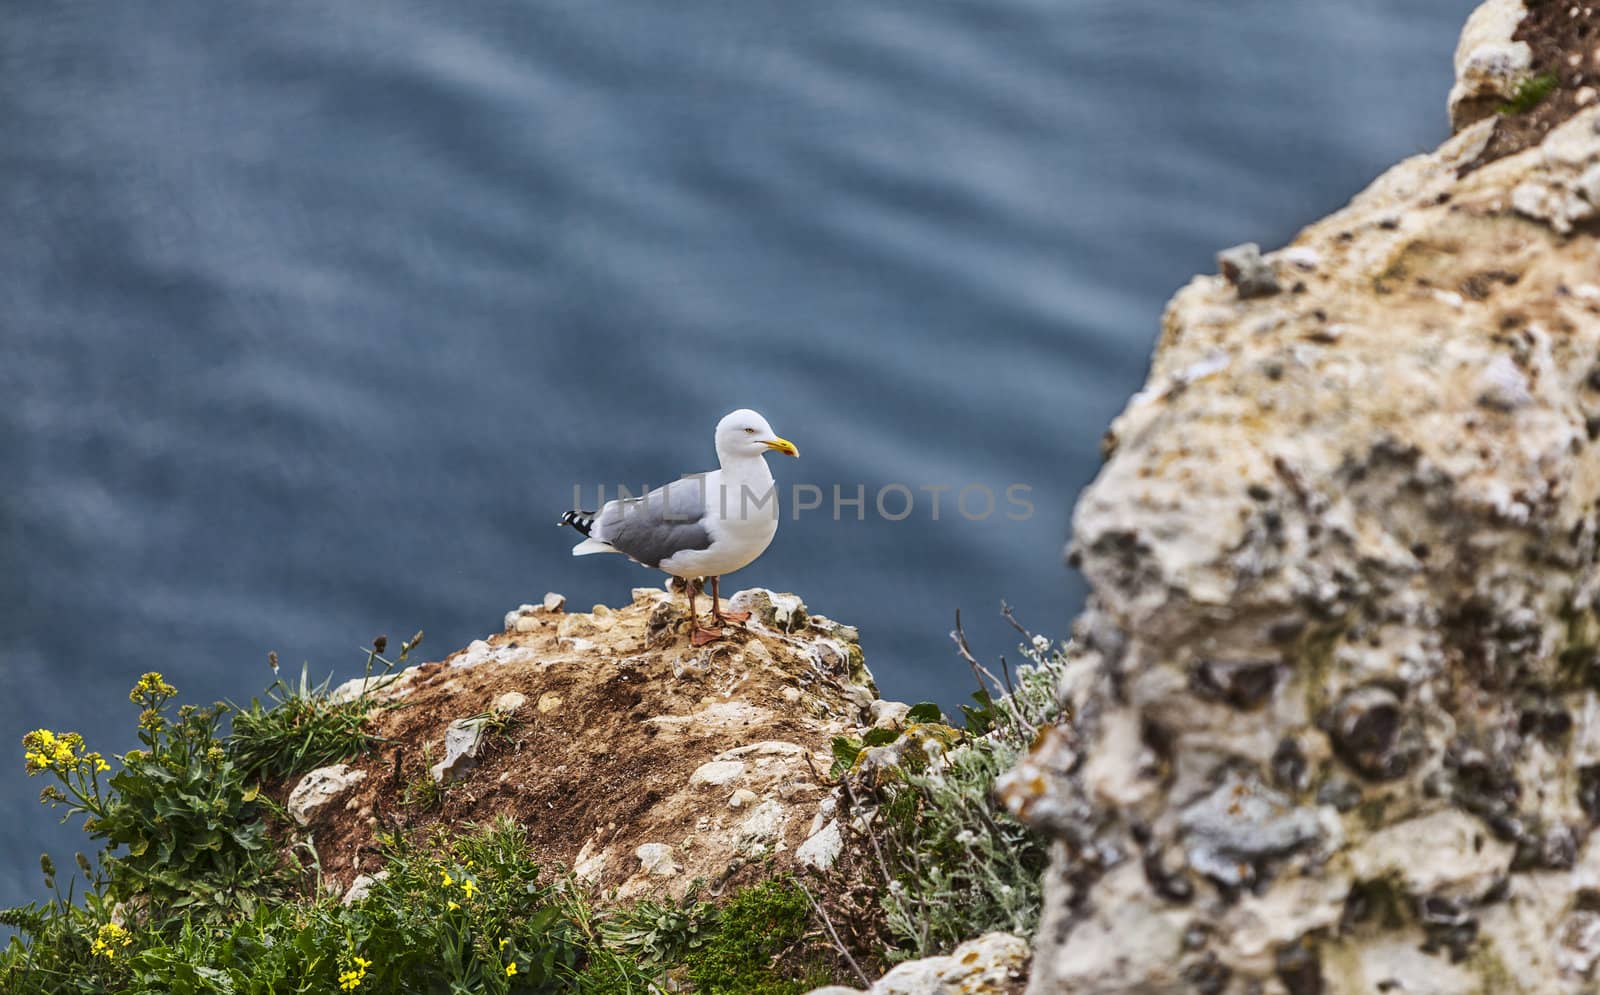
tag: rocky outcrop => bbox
[1447,0,1532,132]
[288,586,887,903]
[812,933,1030,995]
[1007,4,1600,993]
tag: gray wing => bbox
[595,476,714,569]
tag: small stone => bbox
[1189,659,1280,709]
[728,789,760,809]
[729,589,809,632]
[635,843,681,878]
[690,760,748,787]
[1331,685,1417,780]
[574,839,606,883]
[1217,243,1281,299]
[1577,85,1597,107]
[870,700,912,729]
[542,592,566,613]
[537,692,563,714]
[737,800,786,855]
[1476,354,1533,411]
[288,764,368,826]
[782,686,802,704]
[341,871,388,906]
[796,820,843,871]
[1179,775,1323,887]
[514,616,540,633]
[430,717,491,784]
[492,691,527,716]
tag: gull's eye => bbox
[744,427,756,435]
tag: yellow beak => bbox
[763,436,800,458]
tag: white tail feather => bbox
[572,538,619,556]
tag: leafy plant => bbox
[599,889,711,968]
[1501,72,1558,115]
[26,673,282,922]
[839,627,1065,960]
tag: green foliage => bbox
[846,636,1065,961]
[686,880,834,995]
[22,673,283,922]
[958,687,1000,736]
[228,663,384,781]
[600,889,711,969]
[906,702,943,724]
[1,664,853,994]
[401,747,447,812]
[1501,72,1558,115]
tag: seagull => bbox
[560,409,799,645]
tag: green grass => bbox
[687,880,837,995]
[227,663,385,781]
[1501,72,1559,115]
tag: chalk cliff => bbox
[1007,2,1600,992]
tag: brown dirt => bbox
[1463,3,1600,173]
[272,587,881,905]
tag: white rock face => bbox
[1009,7,1600,993]
[288,764,368,826]
[737,799,786,855]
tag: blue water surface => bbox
[1,0,1476,906]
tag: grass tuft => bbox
[1500,72,1558,115]
[228,663,385,781]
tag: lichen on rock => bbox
[1009,3,1600,992]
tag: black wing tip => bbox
[559,510,596,536]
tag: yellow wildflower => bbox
[90,922,132,960]
[22,730,100,776]
[22,730,59,774]
[129,672,176,705]
[506,963,518,977]
[461,878,478,900]
[338,954,371,991]
[499,938,509,951]
[447,900,460,911]
[439,869,454,888]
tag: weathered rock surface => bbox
[287,763,367,826]
[808,932,1030,995]
[284,585,885,904]
[1008,5,1600,993]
